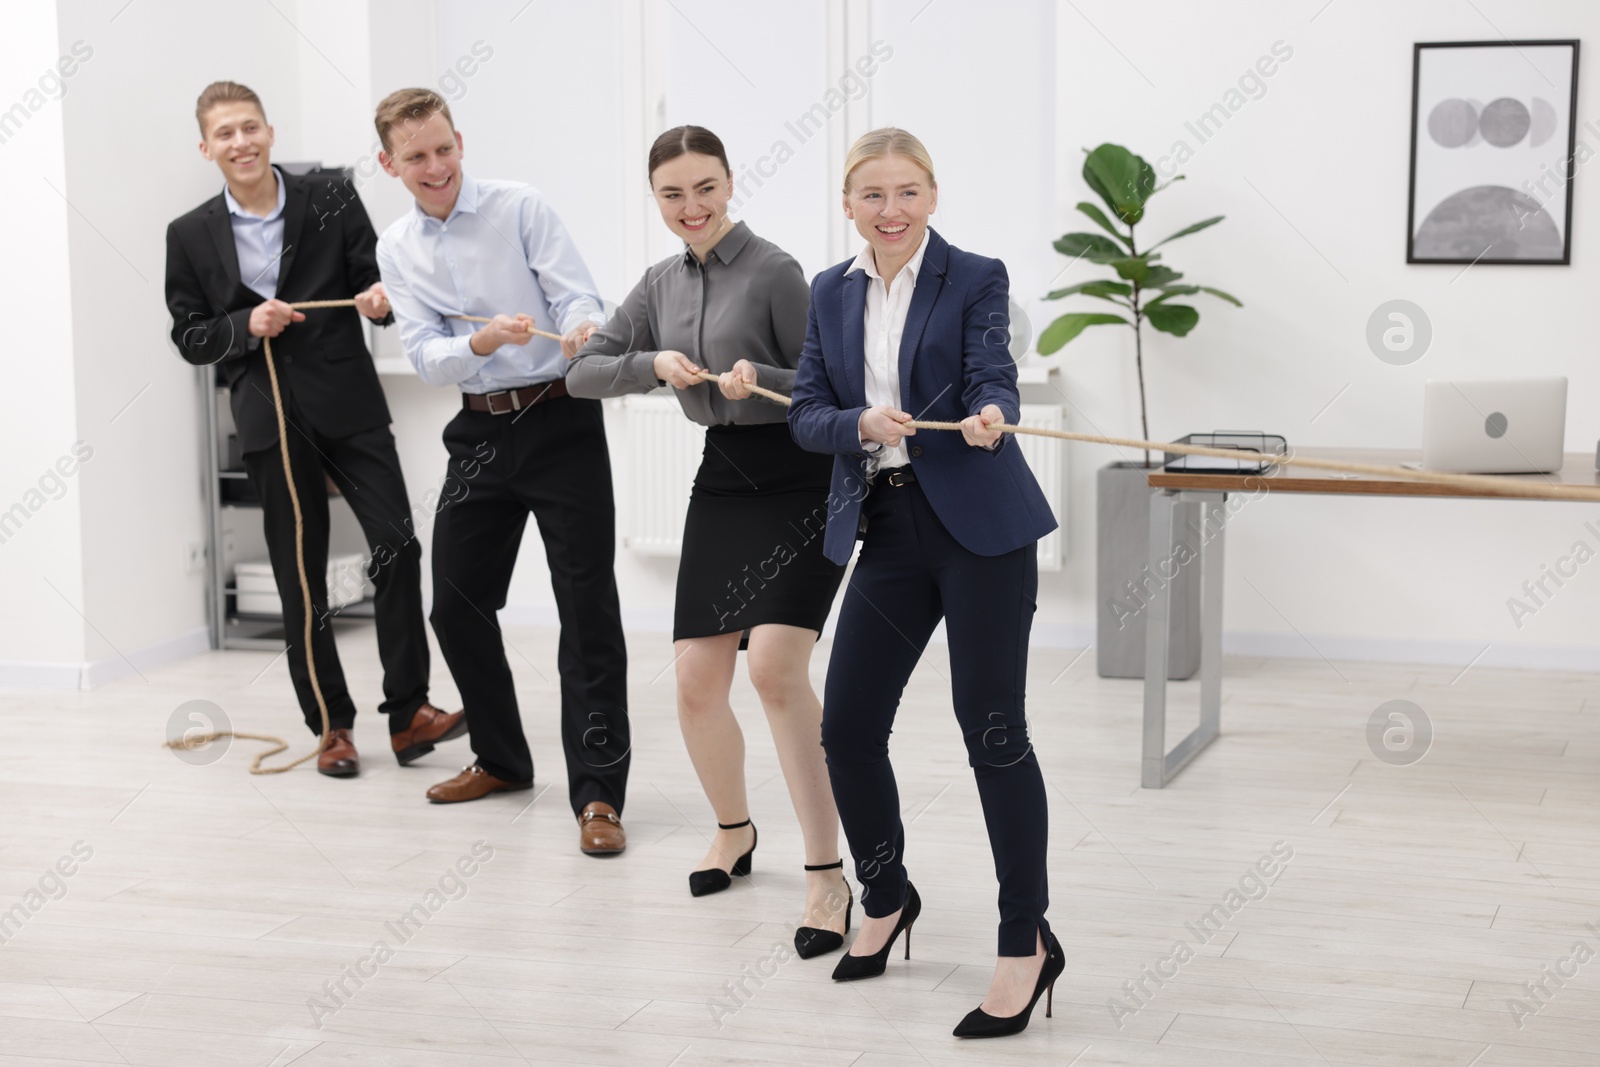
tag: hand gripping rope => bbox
[169,300,1600,775]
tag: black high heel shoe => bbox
[831,882,920,981]
[793,860,853,959]
[951,930,1065,1039]
[687,819,756,897]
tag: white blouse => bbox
[848,232,929,473]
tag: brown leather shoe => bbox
[317,728,359,778]
[426,765,532,803]
[579,801,626,856]
[392,703,469,766]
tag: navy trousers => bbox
[820,477,1050,956]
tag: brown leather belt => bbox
[463,379,568,415]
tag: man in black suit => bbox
[165,81,465,778]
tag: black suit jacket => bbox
[165,168,394,453]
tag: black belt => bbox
[463,379,567,414]
[879,466,917,487]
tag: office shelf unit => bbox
[200,362,378,651]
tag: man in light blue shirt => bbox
[377,168,607,389]
[373,88,630,855]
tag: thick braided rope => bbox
[689,371,1600,502]
[448,312,563,341]
[165,302,565,772]
[170,301,1600,772]
[163,299,363,772]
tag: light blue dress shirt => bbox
[376,172,604,392]
[224,165,288,300]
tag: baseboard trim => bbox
[1028,622,1600,673]
[1219,630,1600,673]
[81,626,213,689]
[0,626,212,691]
[0,661,85,689]
[465,604,1600,676]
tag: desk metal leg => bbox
[1142,489,1226,787]
[1196,491,1225,755]
[1141,491,1175,787]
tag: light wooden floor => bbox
[2,623,1598,1067]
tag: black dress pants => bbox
[242,409,430,736]
[820,477,1050,956]
[428,396,631,816]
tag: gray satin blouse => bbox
[565,221,809,426]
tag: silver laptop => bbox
[1419,377,1567,474]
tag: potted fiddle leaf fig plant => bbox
[1039,143,1241,679]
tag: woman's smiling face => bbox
[844,153,937,262]
[651,152,733,251]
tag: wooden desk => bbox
[1150,447,1600,498]
[1138,449,1600,788]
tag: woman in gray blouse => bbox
[567,126,850,958]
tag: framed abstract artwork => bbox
[1407,40,1580,265]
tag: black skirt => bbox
[673,423,846,645]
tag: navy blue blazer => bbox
[788,228,1057,566]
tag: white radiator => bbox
[613,395,1064,570]
[617,394,703,555]
[1016,403,1065,571]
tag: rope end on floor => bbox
[162,731,321,774]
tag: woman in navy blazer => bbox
[788,128,1063,1039]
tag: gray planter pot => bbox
[1096,462,1200,680]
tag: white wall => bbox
[8,0,1600,686]
[659,2,834,273]
[869,0,1059,359]
[0,1,87,682]
[48,0,314,685]
[0,0,436,687]
[1051,0,1600,667]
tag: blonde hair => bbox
[842,127,936,194]
[195,81,265,137]
[373,87,455,153]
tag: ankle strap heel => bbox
[688,820,757,898]
[794,860,853,960]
